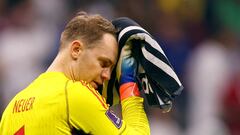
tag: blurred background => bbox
[0,0,239,134]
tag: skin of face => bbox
[70,33,118,89]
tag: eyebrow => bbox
[99,57,114,66]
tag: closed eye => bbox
[100,61,110,68]
[99,57,113,68]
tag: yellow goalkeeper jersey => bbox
[0,72,150,135]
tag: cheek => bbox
[85,61,102,77]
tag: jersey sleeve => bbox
[121,96,150,135]
[67,80,150,135]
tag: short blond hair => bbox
[60,11,116,49]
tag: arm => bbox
[67,80,150,135]
[121,96,150,135]
[117,42,150,134]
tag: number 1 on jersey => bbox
[14,125,24,135]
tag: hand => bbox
[116,42,140,100]
[117,43,137,84]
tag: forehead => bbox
[93,33,118,63]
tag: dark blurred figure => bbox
[149,1,197,134]
[114,0,151,30]
[153,12,192,133]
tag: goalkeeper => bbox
[0,12,150,135]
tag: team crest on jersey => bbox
[105,110,122,129]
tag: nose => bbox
[101,68,111,81]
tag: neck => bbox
[47,51,74,80]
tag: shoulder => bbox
[66,80,109,110]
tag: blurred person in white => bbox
[0,0,57,111]
[0,60,4,116]
[185,0,240,134]
[33,0,69,27]
[185,27,238,135]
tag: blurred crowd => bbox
[0,0,239,135]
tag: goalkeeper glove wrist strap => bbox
[120,82,140,101]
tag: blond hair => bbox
[60,11,116,49]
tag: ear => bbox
[70,40,84,60]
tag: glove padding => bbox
[117,43,137,84]
[116,42,140,101]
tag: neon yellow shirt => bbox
[0,72,150,135]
